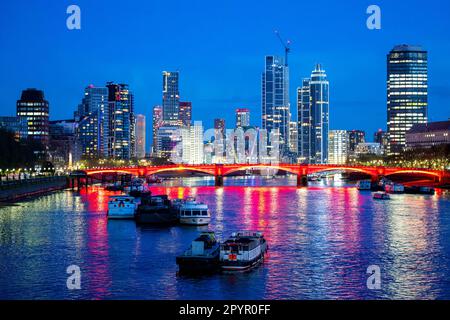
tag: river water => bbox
[1,176,450,300]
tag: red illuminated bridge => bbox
[80,164,450,187]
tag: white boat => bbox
[177,197,211,226]
[357,180,372,190]
[373,192,390,200]
[220,231,268,271]
[107,195,138,219]
[385,183,405,194]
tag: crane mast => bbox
[274,30,291,66]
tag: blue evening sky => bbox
[1,0,449,149]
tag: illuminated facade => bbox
[262,55,290,154]
[77,85,109,158]
[181,121,204,164]
[162,71,180,125]
[16,88,49,147]
[107,82,135,160]
[156,125,181,160]
[297,79,311,163]
[406,120,450,149]
[289,121,298,154]
[328,130,348,165]
[387,45,428,155]
[152,105,163,155]
[135,114,146,159]
[179,101,192,127]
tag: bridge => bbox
[80,164,450,187]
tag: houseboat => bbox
[107,195,138,219]
[220,231,268,271]
[373,192,390,200]
[135,195,178,225]
[177,197,211,226]
[357,180,372,190]
[176,232,220,273]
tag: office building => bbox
[16,88,49,148]
[387,45,428,155]
[181,121,204,164]
[162,71,180,124]
[328,130,349,164]
[262,55,290,153]
[405,120,450,149]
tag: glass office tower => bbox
[262,55,290,154]
[387,45,428,156]
[162,71,180,125]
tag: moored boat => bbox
[177,197,211,226]
[176,232,220,273]
[107,195,138,219]
[220,231,267,271]
[373,192,390,200]
[135,195,178,225]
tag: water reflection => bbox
[0,177,449,299]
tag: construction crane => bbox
[274,30,291,66]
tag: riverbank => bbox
[0,176,68,203]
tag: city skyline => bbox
[1,0,449,151]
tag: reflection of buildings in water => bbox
[386,195,440,299]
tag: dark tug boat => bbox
[135,195,178,224]
[176,232,220,273]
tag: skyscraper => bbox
[262,55,290,153]
[309,64,329,164]
[328,130,348,164]
[179,101,192,127]
[16,88,49,148]
[152,106,163,155]
[107,82,135,160]
[236,108,250,128]
[162,71,180,124]
[297,79,311,163]
[135,114,146,159]
[387,45,428,155]
[77,85,109,158]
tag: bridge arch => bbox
[146,166,215,176]
[307,166,376,177]
[223,164,299,176]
